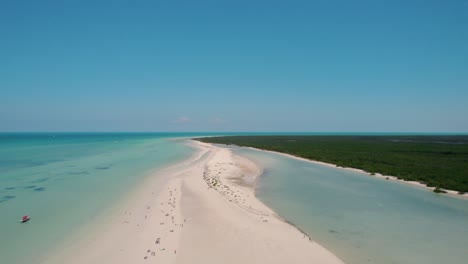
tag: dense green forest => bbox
[196,136,468,193]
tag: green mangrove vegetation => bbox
[196,135,468,193]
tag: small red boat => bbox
[20,215,30,223]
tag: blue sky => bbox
[1,0,467,132]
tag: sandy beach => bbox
[45,140,344,264]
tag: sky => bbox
[1,0,467,132]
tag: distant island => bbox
[196,135,468,194]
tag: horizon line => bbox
[1,131,468,135]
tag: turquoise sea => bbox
[0,133,203,264]
[2,133,468,264]
[234,147,468,264]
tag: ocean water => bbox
[234,147,468,264]
[3,133,468,264]
[0,133,200,264]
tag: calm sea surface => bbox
[234,147,468,264]
[2,133,467,264]
[0,133,200,264]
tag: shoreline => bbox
[45,139,344,264]
[41,139,208,264]
[238,145,468,200]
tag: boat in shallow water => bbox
[20,216,30,223]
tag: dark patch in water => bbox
[47,159,64,163]
[3,195,16,199]
[329,229,339,234]
[24,185,36,189]
[95,165,111,170]
[68,171,90,175]
[34,187,45,192]
[5,187,16,190]
[33,177,49,183]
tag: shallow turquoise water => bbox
[235,147,468,264]
[3,134,468,264]
[0,133,199,264]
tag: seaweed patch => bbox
[33,177,49,183]
[95,165,111,170]
[68,171,90,175]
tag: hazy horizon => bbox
[1,131,467,135]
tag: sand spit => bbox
[46,140,344,264]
